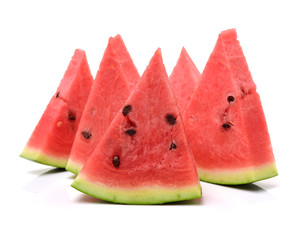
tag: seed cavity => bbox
[166,114,176,125]
[128,119,136,127]
[112,156,120,168]
[241,88,247,98]
[90,107,96,115]
[227,95,235,102]
[125,129,136,136]
[122,105,132,116]
[81,131,92,140]
[124,118,136,128]
[169,142,177,150]
[222,122,233,129]
[68,111,76,121]
[57,121,63,127]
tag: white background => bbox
[1,0,299,239]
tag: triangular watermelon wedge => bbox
[20,49,93,168]
[72,49,201,204]
[169,47,201,115]
[66,35,140,174]
[183,29,278,184]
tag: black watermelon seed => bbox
[81,131,92,140]
[125,129,136,136]
[169,142,177,150]
[122,105,132,116]
[222,123,232,129]
[68,111,76,121]
[227,96,235,102]
[166,114,176,125]
[56,92,60,98]
[112,156,120,168]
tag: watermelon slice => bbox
[183,29,278,184]
[72,49,201,204]
[20,49,93,168]
[169,47,201,114]
[66,35,140,174]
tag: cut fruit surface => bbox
[169,47,201,115]
[20,49,93,168]
[72,49,201,204]
[183,29,278,184]
[66,35,140,174]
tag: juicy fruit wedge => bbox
[20,50,93,168]
[66,35,140,174]
[72,49,201,204]
[169,47,201,114]
[183,29,278,184]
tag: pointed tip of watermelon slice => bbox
[142,48,165,77]
[179,47,193,65]
[109,34,123,44]
[179,47,189,62]
[155,48,162,55]
[74,48,86,55]
[105,34,127,59]
[219,28,237,39]
[176,47,201,76]
[72,49,88,65]
[151,48,163,64]
[181,46,187,54]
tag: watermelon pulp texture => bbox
[183,29,277,184]
[72,49,201,204]
[169,47,201,115]
[66,35,140,174]
[20,50,93,168]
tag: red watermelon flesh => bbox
[169,47,201,115]
[183,29,278,184]
[72,49,201,204]
[66,35,140,174]
[20,49,93,168]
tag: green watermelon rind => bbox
[72,175,202,204]
[65,159,82,175]
[20,146,68,168]
[197,162,278,185]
